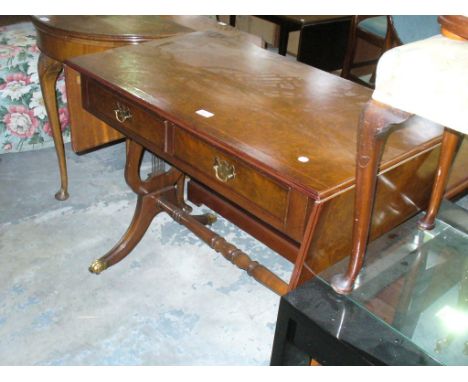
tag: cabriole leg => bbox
[331,100,411,294]
[418,128,463,230]
[38,53,68,201]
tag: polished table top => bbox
[32,15,193,41]
[31,15,261,201]
[66,31,442,201]
[31,15,260,44]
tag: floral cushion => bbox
[0,22,70,154]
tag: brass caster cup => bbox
[89,259,108,274]
[206,213,218,225]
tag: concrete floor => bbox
[0,143,292,365]
[0,142,466,365]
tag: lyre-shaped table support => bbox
[88,139,289,296]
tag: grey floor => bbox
[0,142,466,365]
[0,143,293,365]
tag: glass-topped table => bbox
[271,200,468,365]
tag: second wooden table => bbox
[32,15,256,200]
[65,31,467,293]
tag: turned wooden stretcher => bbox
[65,31,468,295]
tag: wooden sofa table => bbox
[65,31,467,294]
[32,15,256,200]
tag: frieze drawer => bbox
[172,128,298,236]
[82,76,166,152]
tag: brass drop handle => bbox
[213,157,236,183]
[114,102,132,123]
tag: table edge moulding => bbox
[31,15,260,201]
[65,30,468,295]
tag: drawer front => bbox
[83,77,165,151]
[173,128,290,223]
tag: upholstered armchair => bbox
[0,20,70,154]
[342,16,441,88]
[332,16,468,295]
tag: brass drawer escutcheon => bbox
[114,102,132,123]
[213,157,236,183]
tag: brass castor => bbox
[89,259,108,274]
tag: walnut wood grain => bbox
[89,138,288,295]
[329,16,468,294]
[173,127,290,230]
[83,76,167,152]
[80,74,311,243]
[418,129,464,230]
[69,31,468,293]
[304,146,442,276]
[66,32,450,200]
[331,100,412,294]
[32,16,260,200]
[418,16,468,229]
[89,139,217,274]
[187,180,301,263]
[65,66,124,153]
[88,139,173,272]
[157,197,289,296]
[288,201,324,290]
